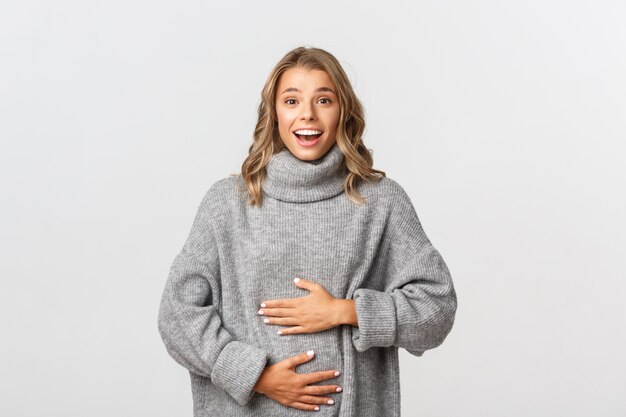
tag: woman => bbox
[158,46,457,416]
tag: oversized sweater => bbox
[157,142,457,417]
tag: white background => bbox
[1,1,624,416]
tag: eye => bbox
[285,99,297,105]
[318,98,332,104]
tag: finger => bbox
[260,298,296,308]
[284,350,315,368]
[262,316,299,326]
[277,326,307,335]
[299,369,341,385]
[289,401,320,411]
[298,394,336,406]
[294,277,321,292]
[303,384,343,396]
[258,307,293,317]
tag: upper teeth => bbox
[295,129,322,135]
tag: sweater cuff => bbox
[210,340,268,406]
[351,288,397,352]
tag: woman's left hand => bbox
[258,278,352,335]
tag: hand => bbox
[253,350,342,411]
[258,278,353,335]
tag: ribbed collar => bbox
[262,142,347,203]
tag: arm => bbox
[350,182,457,356]
[157,187,268,406]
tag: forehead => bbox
[277,67,335,91]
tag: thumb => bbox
[285,350,315,369]
[294,277,318,291]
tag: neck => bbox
[262,142,347,203]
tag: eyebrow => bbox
[280,87,336,95]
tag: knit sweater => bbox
[157,142,457,417]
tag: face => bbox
[275,67,340,161]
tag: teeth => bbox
[294,129,322,135]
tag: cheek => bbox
[275,113,294,140]
[279,120,292,137]
[329,112,340,132]
[275,114,286,132]
[276,109,294,128]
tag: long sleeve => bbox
[351,183,457,355]
[157,188,269,406]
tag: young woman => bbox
[158,46,457,417]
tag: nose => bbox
[299,101,317,120]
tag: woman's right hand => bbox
[252,350,342,411]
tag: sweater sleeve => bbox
[157,187,269,406]
[350,182,457,355]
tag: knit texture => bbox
[157,142,457,416]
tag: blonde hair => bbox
[236,46,385,207]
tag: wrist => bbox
[252,368,267,394]
[334,299,358,327]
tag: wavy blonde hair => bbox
[236,46,386,207]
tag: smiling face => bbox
[275,67,341,161]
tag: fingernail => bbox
[307,350,314,356]
[257,309,263,315]
[336,387,342,392]
[277,330,282,335]
[334,371,340,376]
[260,303,266,307]
[314,406,319,411]
[328,399,334,405]
[294,277,300,283]
[263,318,270,323]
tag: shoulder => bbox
[202,174,244,202]
[363,177,432,252]
[361,176,425,237]
[358,175,416,211]
[379,176,412,201]
[195,174,243,221]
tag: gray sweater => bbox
[157,142,457,417]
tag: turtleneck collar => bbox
[262,142,347,203]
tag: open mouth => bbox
[293,129,323,141]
